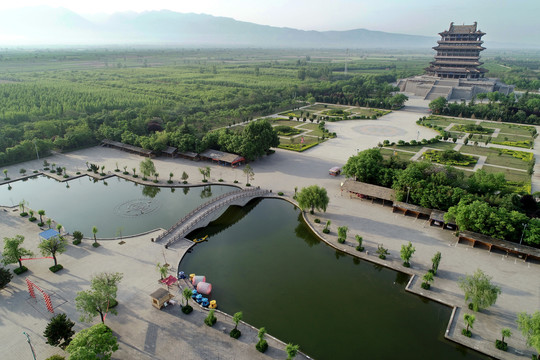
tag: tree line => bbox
[343,149,539,245]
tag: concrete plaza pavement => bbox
[1,97,539,359]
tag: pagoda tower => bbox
[425,22,488,79]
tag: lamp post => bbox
[519,223,528,246]
[22,332,36,360]
[406,186,411,204]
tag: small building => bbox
[458,230,540,262]
[101,139,154,157]
[39,229,60,241]
[162,146,177,158]
[199,149,245,167]
[177,151,199,161]
[429,210,457,230]
[341,180,395,206]
[150,288,174,310]
[392,201,432,219]
[329,167,341,176]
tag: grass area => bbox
[423,150,477,167]
[302,104,344,111]
[482,165,530,183]
[269,119,304,127]
[480,122,535,136]
[459,145,531,170]
[350,108,388,117]
[279,136,318,146]
[298,123,325,137]
[390,141,457,153]
[380,148,415,161]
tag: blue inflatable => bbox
[191,290,198,299]
[196,294,203,303]
[201,298,209,307]
[178,271,186,279]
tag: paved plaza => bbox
[1,97,539,359]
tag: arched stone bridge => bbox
[155,188,273,247]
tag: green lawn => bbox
[270,119,305,127]
[481,165,529,183]
[298,123,325,137]
[391,141,457,153]
[459,145,531,170]
[380,148,414,161]
[302,104,345,111]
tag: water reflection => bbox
[142,185,161,198]
[200,186,212,199]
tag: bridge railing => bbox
[162,188,270,247]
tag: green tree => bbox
[429,97,448,114]
[463,313,475,336]
[75,272,123,323]
[243,164,254,185]
[517,311,540,358]
[458,269,501,312]
[38,209,45,224]
[230,311,243,338]
[400,241,416,267]
[376,244,389,259]
[156,262,168,280]
[286,343,300,360]
[256,327,268,353]
[181,171,189,183]
[204,309,217,327]
[0,265,13,288]
[168,172,174,183]
[65,323,118,360]
[337,225,348,243]
[72,230,83,244]
[431,251,442,275]
[199,166,211,182]
[38,235,67,267]
[422,272,434,289]
[3,169,8,179]
[46,218,52,229]
[19,199,27,214]
[139,158,156,179]
[342,148,385,184]
[2,235,33,271]
[497,328,512,350]
[240,120,279,160]
[182,287,192,309]
[43,313,75,348]
[355,235,364,251]
[92,226,98,246]
[524,218,540,245]
[296,185,329,214]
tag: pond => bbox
[181,198,489,360]
[0,175,235,238]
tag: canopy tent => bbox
[39,229,59,241]
[160,275,178,286]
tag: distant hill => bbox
[0,7,436,48]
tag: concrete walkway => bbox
[1,96,539,359]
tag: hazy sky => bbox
[1,0,539,44]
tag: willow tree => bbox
[296,185,329,214]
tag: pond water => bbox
[181,198,489,360]
[0,176,489,359]
[0,175,235,238]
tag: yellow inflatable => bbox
[209,300,217,309]
[189,273,196,281]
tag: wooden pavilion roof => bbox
[341,180,395,201]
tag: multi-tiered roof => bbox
[425,22,488,79]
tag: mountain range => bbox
[0,7,439,48]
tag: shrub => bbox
[20,212,28,217]
[202,179,208,183]
[495,340,508,351]
[233,180,239,183]
[153,180,158,183]
[0,266,13,288]
[421,282,431,290]
[376,244,389,260]
[14,266,28,275]
[45,356,66,360]
[49,264,64,273]
[63,175,69,178]
[133,174,138,178]
[322,228,330,234]
[92,242,100,248]
[204,309,217,327]
[218,179,224,182]
[230,328,241,339]
[73,239,81,245]
[461,329,472,337]
[72,231,83,243]
[29,217,37,222]
[256,340,268,353]
[123,171,129,175]
[314,218,320,223]
[337,237,345,244]
[76,172,80,175]
[38,222,45,227]
[181,305,193,314]
[278,192,284,196]
[246,183,251,187]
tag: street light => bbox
[519,223,528,246]
[406,186,411,204]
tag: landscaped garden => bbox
[423,149,477,167]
